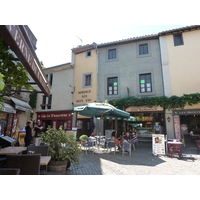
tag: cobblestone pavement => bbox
[63,143,200,175]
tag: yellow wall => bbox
[73,49,97,105]
[166,30,200,96]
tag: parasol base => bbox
[94,149,104,154]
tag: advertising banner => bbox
[152,134,165,155]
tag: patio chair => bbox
[27,145,49,156]
[6,154,41,175]
[0,168,20,175]
[130,139,136,150]
[106,141,116,154]
[85,141,95,154]
[122,141,131,156]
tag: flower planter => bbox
[48,159,68,172]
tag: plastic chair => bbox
[130,139,136,150]
[0,168,20,175]
[6,154,41,175]
[106,141,116,154]
[121,141,131,156]
[85,141,95,154]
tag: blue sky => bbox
[29,25,190,68]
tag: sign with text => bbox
[152,134,165,155]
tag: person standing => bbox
[33,119,44,145]
[24,121,33,147]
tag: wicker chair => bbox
[6,154,41,175]
[27,145,49,156]
[0,168,20,175]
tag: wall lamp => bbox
[167,117,171,122]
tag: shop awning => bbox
[0,103,16,114]
[11,97,33,113]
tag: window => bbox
[108,49,116,59]
[174,33,184,46]
[139,44,148,55]
[85,74,91,87]
[107,77,118,95]
[86,51,91,57]
[49,73,53,86]
[139,74,152,93]
[41,96,46,109]
[47,95,52,109]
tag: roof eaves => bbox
[158,25,200,36]
[98,34,158,48]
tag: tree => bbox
[0,34,33,99]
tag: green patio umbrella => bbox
[74,102,131,153]
[74,102,130,118]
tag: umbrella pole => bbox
[95,112,104,154]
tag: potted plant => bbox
[79,134,89,145]
[39,126,82,172]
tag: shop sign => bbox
[174,115,181,139]
[126,106,163,112]
[37,113,72,119]
[152,134,165,155]
[0,25,50,97]
[173,109,200,115]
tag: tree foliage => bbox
[0,34,33,96]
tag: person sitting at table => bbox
[130,131,138,144]
[111,131,121,148]
[123,132,132,142]
[90,132,95,137]
[24,121,33,147]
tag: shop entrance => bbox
[42,120,51,132]
[180,115,200,147]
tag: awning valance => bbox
[0,103,16,114]
[11,97,33,113]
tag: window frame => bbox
[83,72,92,88]
[108,49,117,60]
[139,43,148,55]
[173,33,184,46]
[139,73,152,93]
[107,77,118,95]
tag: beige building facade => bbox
[159,25,200,140]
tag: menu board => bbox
[152,134,165,155]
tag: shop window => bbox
[139,73,152,93]
[107,77,118,95]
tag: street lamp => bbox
[167,117,171,122]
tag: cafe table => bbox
[167,141,182,158]
[0,146,27,155]
[40,156,51,166]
